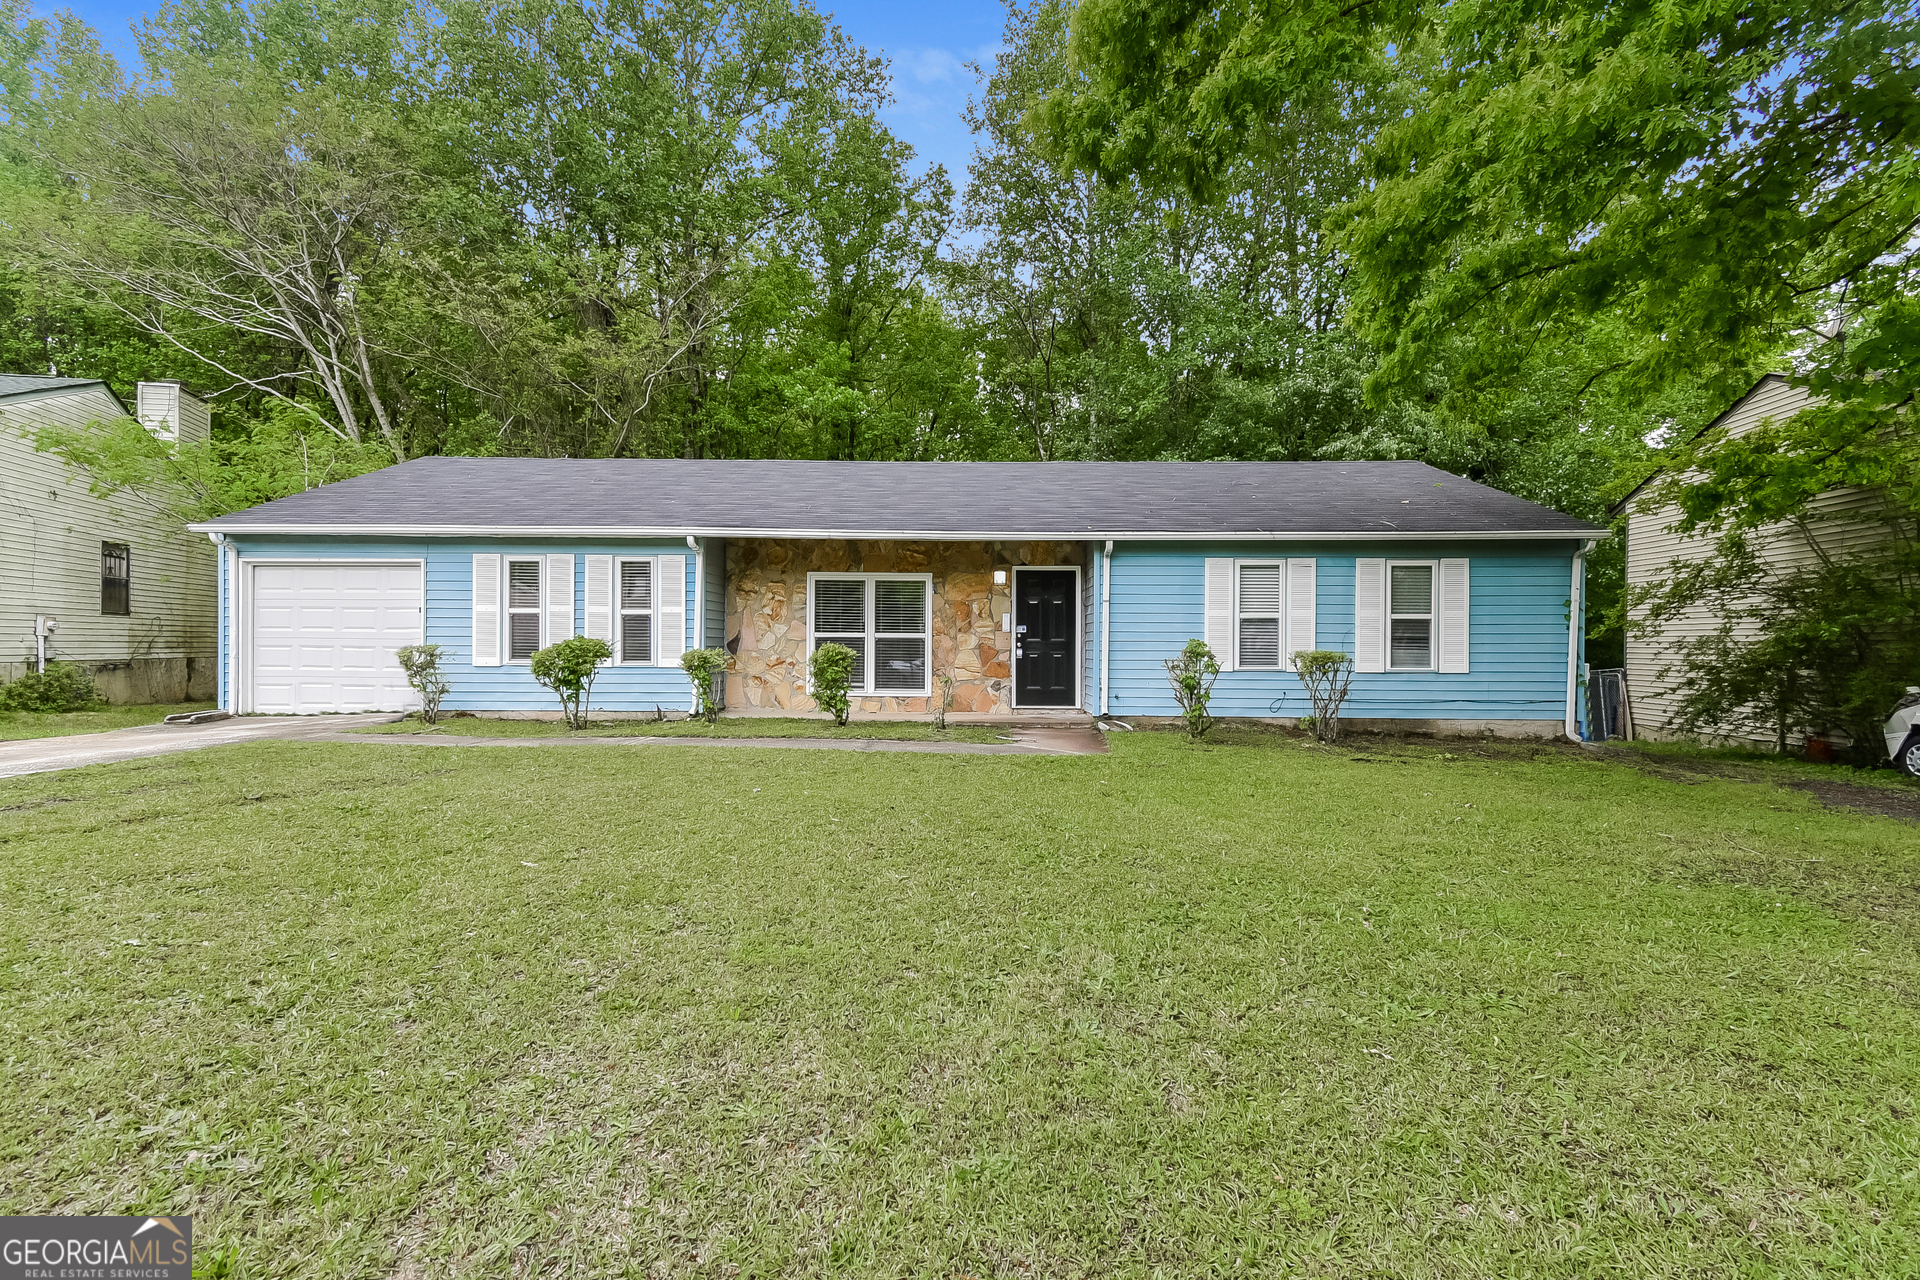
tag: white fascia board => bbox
[189,523,1611,541]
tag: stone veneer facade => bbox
[723,539,1088,715]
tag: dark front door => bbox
[1014,570,1077,707]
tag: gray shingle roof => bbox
[197,457,1605,539]
[0,374,109,402]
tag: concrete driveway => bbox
[0,714,404,780]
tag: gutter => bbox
[1100,540,1113,717]
[188,523,1611,542]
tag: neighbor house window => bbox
[100,542,130,616]
[1389,563,1434,669]
[506,558,543,660]
[619,559,653,663]
[1235,563,1282,667]
[808,574,931,694]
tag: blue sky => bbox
[39,0,1007,187]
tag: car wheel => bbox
[1901,734,1920,779]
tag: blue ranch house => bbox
[191,460,1604,736]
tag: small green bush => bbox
[1291,649,1354,743]
[810,642,857,726]
[1164,639,1221,740]
[681,648,728,724]
[394,643,451,725]
[0,662,104,713]
[529,635,612,730]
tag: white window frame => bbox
[616,556,655,664]
[804,571,934,697]
[1386,560,1437,671]
[1232,560,1286,670]
[505,556,544,663]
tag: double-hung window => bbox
[1388,563,1434,669]
[808,574,931,694]
[506,558,543,660]
[1235,563,1282,667]
[618,559,653,663]
[100,542,131,616]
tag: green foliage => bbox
[680,648,728,725]
[529,636,612,730]
[0,661,103,712]
[1630,532,1920,765]
[393,644,450,726]
[809,642,856,726]
[1290,650,1354,744]
[1162,638,1220,740]
[29,401,395,529]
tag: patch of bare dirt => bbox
[1580,744,1920,823]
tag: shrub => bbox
[1163,639,1221,740]
[0,662,104,713]
[1291,649,1355,743]
[394,643,451,725]
[809,642,856,726]
[935,672,955,730]
[529,635,612,730]
[681,648,728,724]
[1631,534,1920,763]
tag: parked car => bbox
[1888,688,1920,777]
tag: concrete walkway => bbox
[0,717,1106,779]
[0,714,404,780]
[309,724,1109,757]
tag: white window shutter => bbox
[545,554,575,645]
[471,553,501,667]
[584,555,613,644]
[1286,558,1316,663]
[1438,557,1470,673]
[1354,558,1386,673]
[1203,558,1232,663]
[657,554,687,665]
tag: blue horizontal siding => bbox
[1106,540,1579,721]
[224,536,699,712]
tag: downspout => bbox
[207,532,232,712]
[1100,540,1113,717]
[688,535,702,713]
[1565,539,1593,741]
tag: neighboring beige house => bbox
[1,375,217,703]
[1621,373,1898,745]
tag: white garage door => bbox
[249,561,423,714]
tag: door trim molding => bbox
[1010,564,1083,710]
[238,557,425,715]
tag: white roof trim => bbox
[188,522,1609,541]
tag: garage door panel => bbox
[250,562,422,714]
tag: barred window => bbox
[100,542,130,616]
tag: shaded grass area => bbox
[1,733,1916,1276]
[356,713,1007,743]
[0,701,216,741]
[1620,737,1920,794]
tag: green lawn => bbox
[1,731,1915,1276]
[0,701,217,741]
[357,713,1009,743]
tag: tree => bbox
[20,68,420,456]
[1045,0,1920,451]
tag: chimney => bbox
[136,381,211,446]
